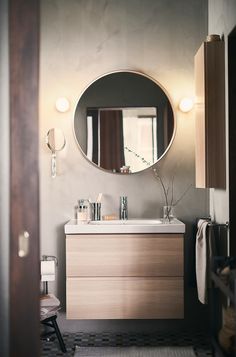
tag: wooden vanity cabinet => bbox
[194,36,226,188]
[66,233,184,319]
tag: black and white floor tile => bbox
[41,332,213,356]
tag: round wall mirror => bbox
[74,71,175,174]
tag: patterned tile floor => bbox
[41,332,213,356]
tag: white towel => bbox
[196,219,210,304]
[40,293,61,321]
[40,293,60,307]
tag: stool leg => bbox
[51,317,67,353]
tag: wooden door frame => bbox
[0,0,10,356]
[9,0,40,356]
[228,27,236,256]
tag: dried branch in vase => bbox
[153,168,192,221]
[124,146,192,222]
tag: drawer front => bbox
[66,234,183,277]
[66,277,184,319]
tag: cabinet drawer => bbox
[66,277,184,319]
[66,234,183,277]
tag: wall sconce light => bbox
[179,97,194,113]
[55,97,70,113]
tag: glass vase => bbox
[163,205,175,223]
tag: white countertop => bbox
[64,218,185,234]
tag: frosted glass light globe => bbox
[55,97,70,112]
[179,97,194,113]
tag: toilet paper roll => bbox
[41,260,55,281]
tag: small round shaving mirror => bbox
[45,128,66,178]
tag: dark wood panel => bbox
[9,0,40,356]
[194,39,226,188]
[228,28,236,256]
[205,40,226,188]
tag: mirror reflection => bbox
[74,71,175,173]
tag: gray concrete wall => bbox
[0,0,9,354]
[209,0,236,231]
[40,0,209,332]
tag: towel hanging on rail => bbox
[196,219,215,304]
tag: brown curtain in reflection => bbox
[100,110,125,172]
[163,102,174,146]
[157,102,174,156]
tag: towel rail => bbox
[198,217,229,229]
[207,220,230,255]
[207,221,229,229]
[197,218,230,254]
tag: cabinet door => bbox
[67,277,184,319]
[66,234,183,277]
[194,38,225,188]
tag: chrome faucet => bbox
[120,196,128,220]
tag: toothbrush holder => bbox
[91,202,101,221]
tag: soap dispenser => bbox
[77,199,90,224]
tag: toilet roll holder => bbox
[42,255,58,265]
[41,255,58,294]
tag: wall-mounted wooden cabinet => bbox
[66,233,184,319]
[194,35,226,188]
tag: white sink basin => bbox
[65,218,185,234]
[89,219,162,225]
